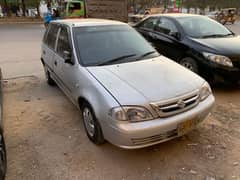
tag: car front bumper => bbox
[199,60,240,83]
[103,95,215,149]
[213,67,240,83]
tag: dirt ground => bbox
[1,24,240,180]
[3,72,240,180]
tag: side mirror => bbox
[170,32,181,40]
[63,51,73,65]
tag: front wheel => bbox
[180,57,199,74]
[81,103,105,145]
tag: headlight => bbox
[200,82,212,101]
[110,106,153,122]
[203,52,233,67]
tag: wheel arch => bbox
[41,58,45,65]
[78,96,90,110]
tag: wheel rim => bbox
[181,61,195,72]
[83,108,95,137]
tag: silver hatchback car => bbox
[41,19,215,149]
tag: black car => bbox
[135,14,240,83]
[0,68,6,179]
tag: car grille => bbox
[131,129,178,145]
[150,90,200,118]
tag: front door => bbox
[152,17,186,61]
[53,25,77,103]
[136,17,159,45]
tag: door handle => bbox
[54,61,57,66]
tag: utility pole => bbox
[22,0,26,16]
[164,0,168,12]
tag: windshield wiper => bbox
[137,51,158,60]
[97,54,137,66]
[201,33,234,38]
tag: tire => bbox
[180,57,199,74]
[81,103,105,145]
[43,65,55,86]
[0,134,7,180]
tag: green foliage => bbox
[183,0,240,9]
[0,0,16,5]
[0,0,40,7]
[176,0,180,8]
[25,0,40,8]
[128,0,240,9]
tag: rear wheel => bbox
[81,103,105,145]
[43,65,55,86]
[180,57,199,74]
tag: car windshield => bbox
[73,25,158,66]
[176,16,233,38]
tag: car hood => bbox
[191,35,240,56]
[87,57,204,105]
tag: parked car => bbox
[216,8,237,25]
[0,68,7,179]
[135,14,240,83]
[60,0,85,18]
[206,11,218,20]
[144,7,164,15]
[41,19,214,149]
[128,14,145,26]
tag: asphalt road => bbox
[0,24,44,79]
[0,23,240,180]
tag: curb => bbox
[0,21,43,24]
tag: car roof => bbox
[51,18,127,27]
[149,13,203,19]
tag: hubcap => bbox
[181,61,194,72]
[83,108,95,137]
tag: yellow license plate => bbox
[178,120,193,136]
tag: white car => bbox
[41,19,215,149]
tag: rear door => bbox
[151,17,186,61]
[42,23,60,71]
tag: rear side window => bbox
[155,18,178,35]
[46,24,59,50]
[43,26,50,44]
[57,27,71,58]
[140,17,159,30]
